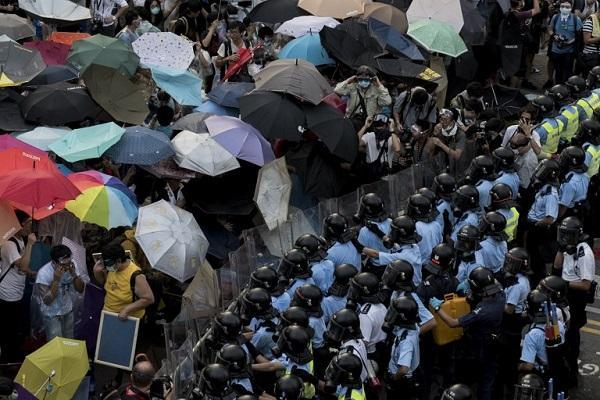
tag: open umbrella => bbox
[18,0,92,24]
[460,0,487,46]
[0,134,46,157]
[26,65,79,86]
[368,18,424,61]
[66,171,137,229]
[0,13,35,41]
[275,16,340,37]
[132,32,194,71]
[483,84,529,120]
[194,100,238,116]
[171,112,212,133]
[139,157,197,180]
[337,18,384,51]
[150,66,203,106]
[253,58,332,105]
[248,0,309,23]
[49,32,91,46]
[239,91,305,141]
[23,41,70,65]
[20,82,100,126]
[207,81,255,108]
[67,35,139,78]
[278,32,334,66]
[14,127,71,151]
[406,0,464,33]
[362,2,409,33]
[171,130,240,176]
[254,157,292,230]
[304,103,358,162]
[205,116,275,167]
[135,200,209,282]
[82,64,148,125]
[319,26,381,69]
[373,58,441,84]
[0,148,58,174]
[105,126,174,166]
[0,41,46,87]
[298,0,367,19]
[407,19,467,58]
[49,122,126,163]
[15,337,89,400]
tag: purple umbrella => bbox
[204,116,275,167]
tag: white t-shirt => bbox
[0,237,25,302]
[361,131,395,167]
[501,124,541,148]
[217,40,246,58]
[358,303,387,353]
[92,0,128,26]
[561,242,595,282]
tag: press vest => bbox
[104,262,145,318]
[540,119,563,155]
[505,207,520,243]
[559,105,579,141]
[585,144,600,177]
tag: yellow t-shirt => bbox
[104,261,145,319]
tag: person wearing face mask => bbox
[143,0,167,31]
[430,108,467,177]
[548,1,583,83]
[356,114,401,181]
[393,86,438,137]
[116,10,141,47]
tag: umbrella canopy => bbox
[26,65,79,86]
[171,112,212,133]
[205,116,275,167]
[319,26,381,69]
[298,0,368,19]
[171,130,240,176]
[362,2,408,33]
[66,171,138,229]
[406,0,464,33]
[254,157,292,230]
[0,134,46,157]
[253,58,332,105]
[207,81,255,108]
[368,18,424,61]
[67,35,139,78]
[0,13,35,41]
[14,127,71,151]
[49,122,126,163]
[132,32,194,71]
[278,32,334,66]
[337,18,383,50]
[82,64,148,125]
[49,32,91,46]
[18,0,92,24]
[135,200,209,282]
[150,66,203,106]
[0,148,58,174]
[139,157,197,180]
[275,16,340,37]
[16,337,89,400]
[0,168,80,209]
[483,84,529,120]
[304,103,358,162]
[239,91,305,141]
[407,19,467,58]
[248,0,309,23]
[0,41,46,87]
[194,100,238,116]
[460,0,486,45]
[20,82,100,126]
[373,57,441,84]
[23,41,70,65]
[104,126,174,166]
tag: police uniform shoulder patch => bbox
[361,304,371,314]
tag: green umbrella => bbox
[407,18,467,58]
[67,34,139,78]
[48,122,126,163]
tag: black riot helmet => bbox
[272,325,313,364]
[465,155,496,184]
[514,373,545,400]
[216,344,248,378]
[290,284,323,317]
[213,311,243,341]
[240,287,274,322]
[323,213,350,243]
[453,185,479,213]
[382,260,415,292]
[538,275,568,305]
[328,263,358,297]
[278,306,313,338]
[532,94,555,117]
[417,187,436,203]
[468,267,502,297]
[575,118,600,146]
[532,158,560,186]
[278,249,311,280]
[275,375,304,400]
[441,384,473,400]
[480,211,507,240]
[489,183,514,210]
[526,289,548,324]
[433,173,457,201]
[355,192,387,222]
[407,193,438,222]
[502,247,530,276]
[198,364,233,397]
[325,308,362,343]
[348,272,381,304]
[325,353,363,388]
[455,224,482,254]
[558,145,587,174]
[425,243,455,276]
[546,84,571,106]
[250,266,280,294]
[566,75,588,98]
[294,234,327,262]
[492,147,516,172]
[557,216,586,251]
[389,216,421,245]
[588,65,600,88]
[383,295,420,331]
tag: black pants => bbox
[566,289,588,383]
[0,298,24,364]
[525,221,557,287]
[550,51,575,83]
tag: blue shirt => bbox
[549,13,582,54]
[451,210,480,242]
[309,315,327,349]
[378,244,422,285]
[251,325,276,359]
[559,171,589,208]
[322,295,347,324]
[479,237,507,273]
[415,220,443,265]
[391,291,434,327]
[232,378,253,393]
[476,179,494,210]
[436,199,455,230]
[311,259,335,293]
[327,241,362,271]
[273,354,312,374]
[456,250,485,283]
[527,184,559,222]
[272,292,291,313]
[505,273,530,314]
[358,219,392,267]
[494,171,520,200]
[520,322,566,368]
[388,326,420,377]
[286,277,316,299]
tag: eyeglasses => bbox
[374,114,389,124]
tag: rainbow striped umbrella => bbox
[66,171,138,229]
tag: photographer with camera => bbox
[102,353,172,400]
[548,1,583,83]
[91,0,130,36]
[356,114,401,182]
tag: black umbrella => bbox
[239,91,305,141]
[248,0,309,23]
[319,26,381,70]
[0,100,34,132]
[482,85,529,120]
[26,65,79,87]
[460,0,487,46]
[336,18,383,53]
[20,82,101,125]
[373,58,439,92]
[453,49,479,81]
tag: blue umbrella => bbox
[194,100,239,117]
[368,18,424,61]
[104,126,175,165]
[278,32,334,66]
[208,81,255,108]
[150,66,203,106]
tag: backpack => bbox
[169,16,189,36]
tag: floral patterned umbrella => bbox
[132,32,194,71]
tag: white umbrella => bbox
[171,130,240,176]
[18,0,92,23]
[254,157,292,230]
[407,0,464,33]
[135,200,209,283]
[14,126,71,151]
[132,32,195,71]
[275,16,340,38]
[0,14,35,41]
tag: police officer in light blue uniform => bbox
[278,249,315,299]
[454,224,485,285]
[478,212,508,276]
[294,234,335,293]
[240,288,278,359]
[432,173,457,237]
[355,193,393,271]
[249,266,290,313]
[450,185,481,243]
[290,284,326,351]
[557,146,590,219]
[324,213,362,270]
[321,264,358,324]
[216,344,254,394]
[463,155,496,210]
[492,147,520,200]
[406,193,443,268]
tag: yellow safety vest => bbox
[586,92,600,112]
[559,105,579,141]
[540,119,563,155]
[338,388,366,400]
[504,207,520,243]
[576,98,594,120]
[585,144,600,177]
[285,360,315,398]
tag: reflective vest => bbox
[338,388,366,400]
[559,105,579,141]
[285,359,315,398]
[539,118,563,155]
[576,98,594,120]
[586,91,600,112]
[504,207,520,243]
[585,144,600,177]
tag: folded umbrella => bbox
[254,157,292,230]
[275,16,340,37]
[26,64,79,86]
[49,122,126,163]
[49,31,91,46]
[0,134,46,157]
[0,168,80,209]
[248,0,309,23]
[171,130,240,176]
[222,47,254,82]
[67,34,139,78]
[407,19,467,58]
[23,40,70,65]
[407,0,464,33]
[278,32,334,66]
[362,2,408,33]
[171,112,212,133]
[253,58,332,105]
[298,0,368,19]
[208,81,255,108]
[14,127,71,151]
[82,64,148,125]
[150,66,203,106]
[0,41,46,87]
[303,103,358,163]
[368,18,424,61]
[18,0,92,24]
[20,82,100,126]
[104,126,175,166]
[239,91,305,141]
[132,32,195,71]
[0,13,35,41]
[194,100,238,116]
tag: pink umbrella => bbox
[0,134,46,158]
[23,40,70,65]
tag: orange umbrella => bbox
[49,31,90,47]
[0,148,59,175]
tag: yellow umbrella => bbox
[16,337,89,400]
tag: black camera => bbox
[149,376,172,400]
[91,19,103,35]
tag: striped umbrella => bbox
[66,171,138,229]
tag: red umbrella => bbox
[222,46,257,82]
[0,134,46,158]
[0,148,58,175]
[0,168,80,209]
[49,32,91,47]
[23,41,70,65]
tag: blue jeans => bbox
[43,312,74,341]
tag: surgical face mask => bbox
[441,123,457,137]
[560,6,572,15]
[358,79,371,89]
[151,6,161,15]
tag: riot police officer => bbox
[241,288,278,359]
[492,147,520,200]
[199,311,245,368]
[290,284,327,352]
[478,211,508,277]
[432,173,458,237]
[417,243,459,305]
[557,145,590,219]
[406,193,443,268]
[295,234,335,294]
[216,344,254,395]
[250,266,290,313]
[538,275,570,324]
[575,119,600,178]
[463,155,496,210]
[195,364,236,400]
[532,94,564,157]
[454,225,484,285]
[325,309,369,384]
[323,213,362,269]
[554,82,582,148]
[450,185,480,244]
[355,193,392,271]
[323,353,366,399]
[488,183,519,243]
[322,263,358,323]
[440,384,472,400]
[565,75,589,99]
[275,307,314,343]
[512,373,545,400]
[279,249,315,298]
[274,375,304,400]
